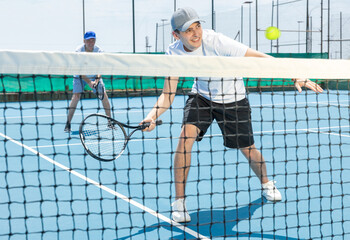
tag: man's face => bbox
[173,22,203,52]
[84,38,96,52]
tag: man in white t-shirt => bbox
[64,31,111,132]
[141,7,323,223]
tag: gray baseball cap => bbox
[171,7,205,32]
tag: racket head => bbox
[79,114,127,161]
[94,81,105,100]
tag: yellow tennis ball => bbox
[265,26,281,40]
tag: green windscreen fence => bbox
[0,75,193,93]
[269,53,329,59]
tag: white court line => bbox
[0,100,347,120]
[30,125,350,149]
[250,100,348,108]
[0,109,149,120]
[30,136,172,149]
[253,125,350,135]
[308,129,350,138]
[0,131,210,240]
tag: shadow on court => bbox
[117,197,304,240]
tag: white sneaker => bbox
[171,198,191,223]
[262,180,282,202]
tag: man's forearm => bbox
[147,93,174,120]
[80,75,92,84]
[245,48,273,58]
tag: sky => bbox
[0,0,349,58]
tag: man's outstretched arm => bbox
[244,48,323,93]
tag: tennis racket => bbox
[94,81,105,100]
[79,113,162,161]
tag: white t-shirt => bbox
[74,44,103,80]
[75,44,103,53]
[166,29,249,103]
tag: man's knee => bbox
[178,125,199,148]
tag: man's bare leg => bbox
[174,124,199,199]
[240,144,269,184]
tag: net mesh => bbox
[0,50,349,240]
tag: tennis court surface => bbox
[0,51,349,239]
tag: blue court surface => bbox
[0,90,349,240]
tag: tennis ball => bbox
[265,26,281,40]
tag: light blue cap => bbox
[171,7,205,32]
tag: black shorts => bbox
[183,94,254,149]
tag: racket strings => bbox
[83,118,126,158]
[95,82,105,100]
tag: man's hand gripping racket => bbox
[79,113,162,161]
[93,77,105,100]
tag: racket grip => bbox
[142,120,163,129]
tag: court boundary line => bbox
[0,99,347,120]
[0,131,210,240]
[30,125,350,149]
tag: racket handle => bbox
[142,120,163,129]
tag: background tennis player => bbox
[64,31,111,132]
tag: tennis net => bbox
[0,50,349,240]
